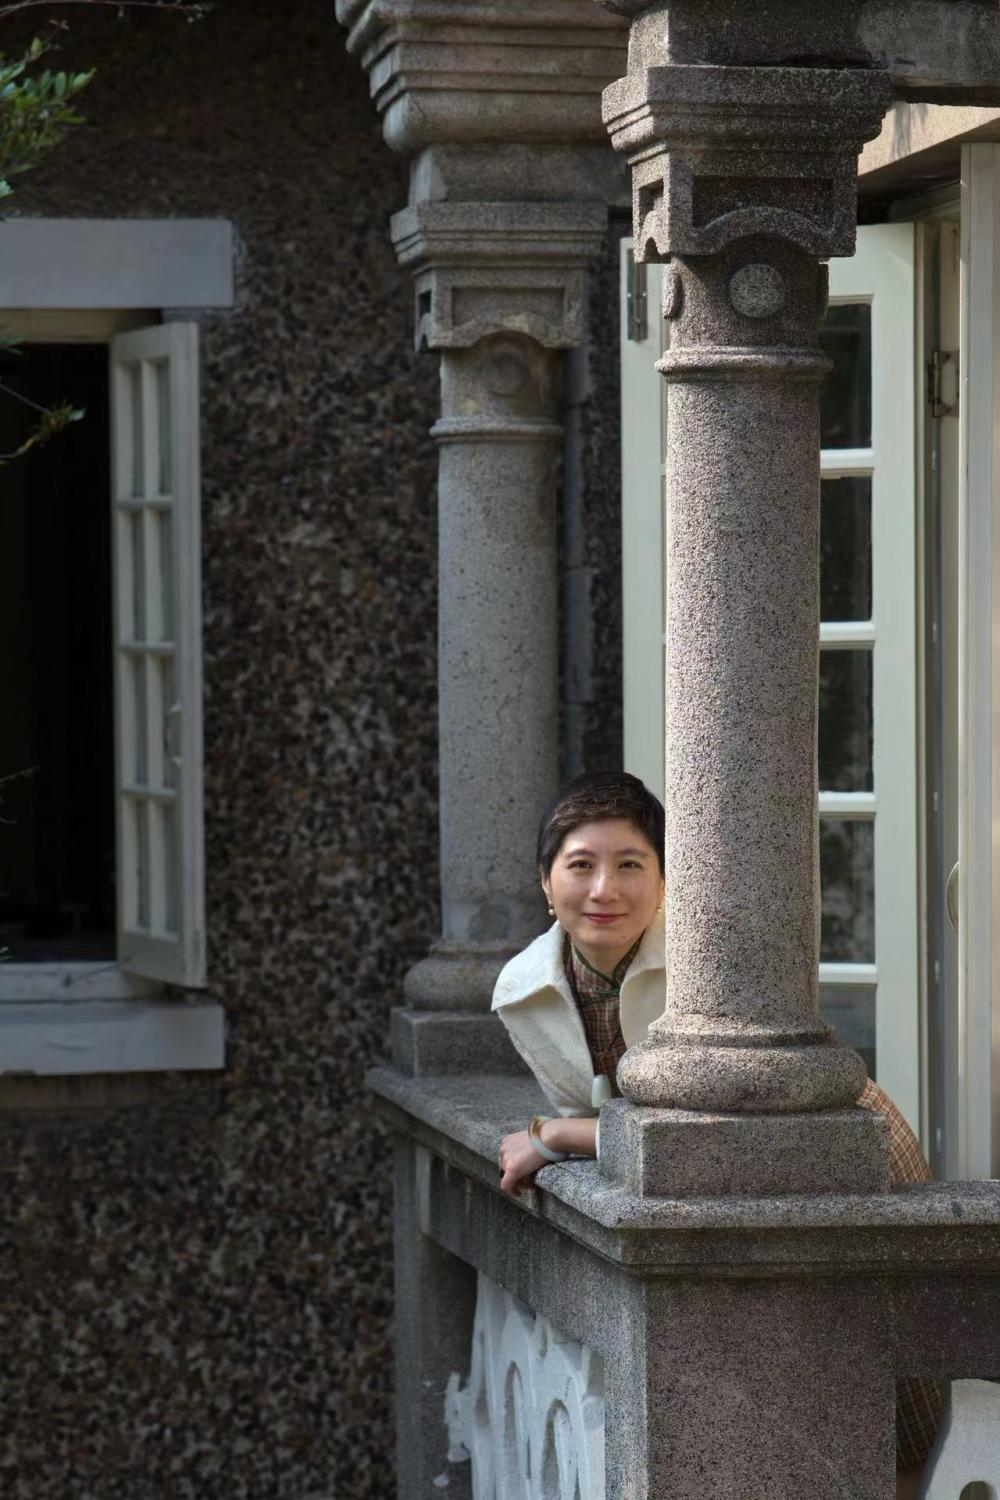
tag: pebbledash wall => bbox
[0,3,624,1497]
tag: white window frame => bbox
[111,322,206,988]
[620,229,923,1133]
[0,220,231,1075]
[823,225,921,1132]
[956,144,1000,1178]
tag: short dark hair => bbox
[536,771,665,877]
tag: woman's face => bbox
[541,817,663,974]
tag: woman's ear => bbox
[539,867,554,913]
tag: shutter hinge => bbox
[927,349,959,418]
[626,259,648,343]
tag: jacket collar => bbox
[491,910,664,1011]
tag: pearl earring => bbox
[548,905,555,916]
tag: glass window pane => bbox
[820,304,871,448]
[819,650,873,791]
[820,984,875,1081]
[820,819,875,962]
[129,363,143,498]
[821,477,872,621]
[135,799,149,929]
[132,655,147,785]
[158,510,174,642]
[130,512,145,640]
[163,803,178,934]
[161,655,179,792]
[156,360,172,494]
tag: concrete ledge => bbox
[0,218,234,308]
[598,1099,890,1197]
[0,998,226,1075]
[391,1006,528,1076]
[368,1066,1000,1269]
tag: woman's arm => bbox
[499,1116,597,1197]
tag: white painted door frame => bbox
[956,142,1000,1178]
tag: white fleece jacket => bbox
[491,913,666,1117]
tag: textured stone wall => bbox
[0,4,624,1496]
[1,6,434,1496]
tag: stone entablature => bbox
[595,0,1000,99]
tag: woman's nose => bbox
[591,867,617,900]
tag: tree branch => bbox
[0,1,208,19]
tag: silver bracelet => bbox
[528,1114,570,1163]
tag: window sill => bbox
[0,997,225,1076]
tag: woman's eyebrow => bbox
[562,846,650,859]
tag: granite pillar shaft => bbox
[435,337,560,956]
[402,334,560,1020]
[620,238,866,1112]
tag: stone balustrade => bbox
[371,1067,1000,1498]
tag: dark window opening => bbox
[0,342,115,960]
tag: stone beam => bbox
[597,0,1000,105]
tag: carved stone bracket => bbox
[604,65,892,261]
[391,201,608,349]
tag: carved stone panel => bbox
[391,201,607,349]
[445,1272,606,1500]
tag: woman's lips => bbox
[585,913,623,924]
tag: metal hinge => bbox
[626,258,648,343]
[927,348,959,418]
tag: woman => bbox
[493,769,941,1495]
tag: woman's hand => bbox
[498,1117,598,1197]
[498,1130,548,1197]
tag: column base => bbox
[599,1098,890,1196]
[618,1033,869,1113]
[404,940,519,1011]
[391,1007,529,1077]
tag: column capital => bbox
[337,0,627,152]
[390,200,608,349]
[604,64,891,263]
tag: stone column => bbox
[337,0,628,1071]
[598,27,896,1189]
[392,202,607,1065]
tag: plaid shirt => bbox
[563,936,638,1090]
[857,1078,943,1471]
